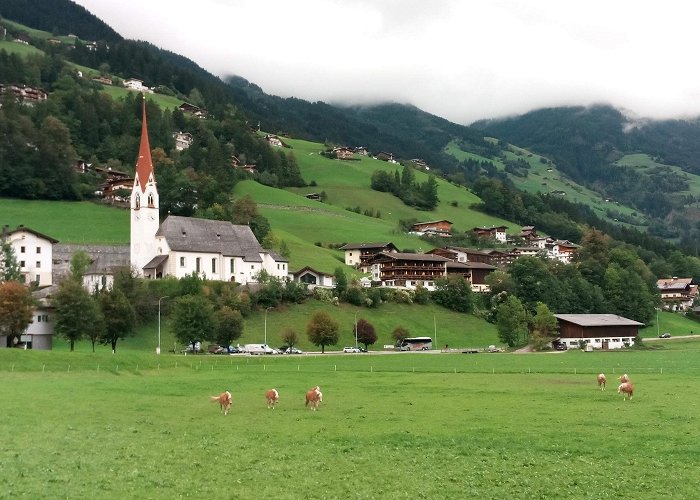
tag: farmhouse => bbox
[472,225,508,243]
[130,102,287,284]
[123,78,152,93]
[331,147,354,160]
[410,220,453,237]
[339,242,399,271]
[657,277,698,311]
[173,131,193,151]
[179,102,207,118]
[554,314,643,350]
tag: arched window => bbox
[135,194,140,209]
[148,193,154,207]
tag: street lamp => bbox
[264,306,272,346]
[157,296,169,355]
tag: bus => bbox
[396,337,433,351]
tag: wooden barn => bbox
[554,314,643,350]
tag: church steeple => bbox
[130,96,160,276]
[135,97,155,195]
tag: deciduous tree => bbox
[97,288,135,353]
[306,310,339,353]
[354,318,377,349]
[496,295,528,347]
[0,281,34,346]
[53,279,101,351]
[171,294,215,352]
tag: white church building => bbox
[130,101,287,283]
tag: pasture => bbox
[2,347,699,499]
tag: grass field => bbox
[2,344,699,499]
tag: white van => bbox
[244,344,274,355]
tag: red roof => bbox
[134,99,154,193]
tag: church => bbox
[130,101,287,283]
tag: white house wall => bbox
[9,231,54,286]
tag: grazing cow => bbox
[305,386,322,411]
[210,391,233,415]
[266,388,280,409]
[619,373,630,384]
[597,373,606,390]
[618,382,634,401]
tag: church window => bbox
[148,193,154,207]
[230,259,235,273]
[180,256,185,267]
[211,258,216,273]
[135,194,140,209]
[196,258,201,273]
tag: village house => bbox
[375,152,397,163]
[92,75,113,85]
[173,131,193,151]
[289,266,336,289]
[353,146,369,156]
[657,277,698,311]
[554,314,642,350]
[179,102,207,118]
[545,239,578,263]
[339,242,399,272]
[265,134,285,147]
[0,83,48,105]
[2,225,58,287]
[410,220,453,237]
[472,225,508,243]
[368,252,450,291]
[123,78,153,93]
[518,225,538,240]
[331,147,354,160]
[131,101,287,284]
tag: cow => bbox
[597,373,606,390]
[619,373,630,384]
[266,388,280,409]
[305,386,322,411]
[618,382,634,401]
[210,391,233,415]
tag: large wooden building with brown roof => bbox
[554,314,643,350]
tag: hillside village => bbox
[2,15,700,355]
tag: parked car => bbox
[208,344,227,354]
[659,332,672,338]
[183,341,202,353]
[284,347,304,354]
[357,346,368,353]
[343,346,361,353]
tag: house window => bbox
[36,247,41,254]
[196,258,201,273]
[20,260,26,268]
[230,259,235,273]
[211,258,216,273]
[180,256,185,267]
[35,274,40,283]
[20,246,26,253]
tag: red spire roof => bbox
[135,98,154,193]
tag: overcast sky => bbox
[72,0,700,125]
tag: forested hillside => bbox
[473,105,700,248]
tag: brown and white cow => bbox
[210,391,233,415]
[266,388,280,409]
[597,373,606,390]
[619,373,630,384]
[305,386,322,411]
[618,382,634,401]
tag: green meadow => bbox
[2,344,700,499]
